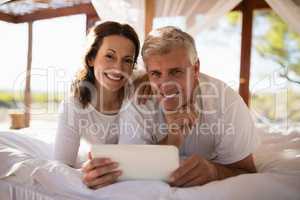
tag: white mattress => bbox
[0,128,300,200]
[0,177,56,200]
[0,176,86,200]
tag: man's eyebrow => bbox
[148,69,161,73]
[168,67,183,71]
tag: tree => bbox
[227,11,300,84]
[256,11,300,84]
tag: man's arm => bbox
[168,154,256,187]
[214,154,256,180]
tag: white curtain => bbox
[154,0,242,35]
[91,0,145,42]
[265,0,300,34]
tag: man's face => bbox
[145,47,199,111]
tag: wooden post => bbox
[24,21,33,127]
[145,0,155,36]
[239,0,253,106]
[86,14,100,34]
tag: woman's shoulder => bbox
[58,95,89,114]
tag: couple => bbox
[54,21,258,189]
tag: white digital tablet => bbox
[91,145,179,181]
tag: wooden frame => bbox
[0,12,15,23]
[145,0,155,36]
[0,3,97,23]
[0,0,272,127]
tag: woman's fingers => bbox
[85,170,122,188]
[81,157,111,173]
[87,163,118,180]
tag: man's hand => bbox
[81,152,122,189]
[168,154,257,187]
[168,155,218,187]
[163,105,199,148]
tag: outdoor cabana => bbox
[0,1,300,199]
[0,0,279,127]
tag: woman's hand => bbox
[81,152,122,189]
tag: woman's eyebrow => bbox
[107,49,116,53]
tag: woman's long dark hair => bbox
[71,21,140,108]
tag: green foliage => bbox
[0,91,64,104]
[251,90,300,122]
[226,11,241,25]
[256,12,300,82]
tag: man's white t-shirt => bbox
[119,73,259,165]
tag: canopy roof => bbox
[0,0,91,15]
[0,0,96,23]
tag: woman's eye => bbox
[125,59,133,64]
[105,54,113,59]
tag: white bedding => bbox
[0,129,300,200]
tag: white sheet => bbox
[0,129,300,200]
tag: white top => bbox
[119,73,259,165]
[53,69,143,167]
[54,97,117,166]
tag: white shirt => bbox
[54,97,120,166]
[119,73,259,165]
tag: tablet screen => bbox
[91,145,179,181]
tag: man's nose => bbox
[159,80,178,93]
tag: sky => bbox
[0,11,296,95]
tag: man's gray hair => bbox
[142,26,198,65]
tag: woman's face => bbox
[91,35,136,92]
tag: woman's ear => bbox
[87,57,95,68]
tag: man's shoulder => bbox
[198,73,228,92]
[198,73,242,113]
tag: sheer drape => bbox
[265,0,300,34]
[154,0,242,35]
[91,0,145,41]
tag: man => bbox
[119,26,258,187]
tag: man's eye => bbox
[150,72,160,78]
[171,70,182,76]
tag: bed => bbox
[1,127,300,200]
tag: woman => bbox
[54,21,140,189]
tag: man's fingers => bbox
[169,155,199,182]
[171,165,201,187]
[182,175,207,187]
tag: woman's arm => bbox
[54,99,81,167]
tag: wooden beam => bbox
[14,3,97,23]
[86,14,100,34]
[145,0,155,36]
[233,0,270,11]
[24,21,33,127]
[0,11,16,23]
[239,0,254,106]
